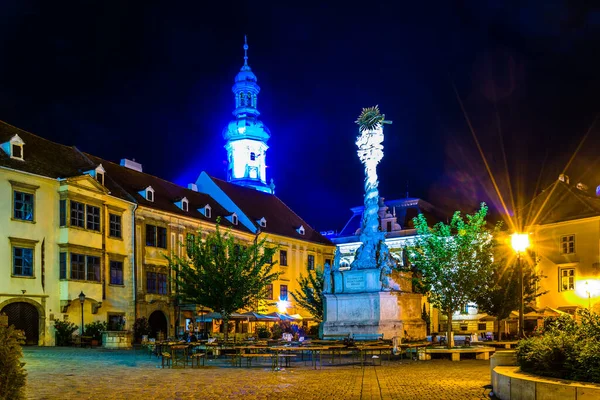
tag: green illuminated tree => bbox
[407,203,496,348]
[291,268,324,322]
[167,220,279,341]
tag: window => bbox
[87,256,100,281]
[232,214,238,225]
[186,233,195,257]
[86,205,100,231]
[561,235,575,254]
[147,189,154,202]
[70,254,86,280]
[250,152,256,161]
[280,250,288,266]
[280,284,288,301]
[205,206,211,218]
[110,261,124,285]
[59,252,67,279]
[13,191,34,221]
[146,272,168,294]
[297,225,305,235]
[265,284,273,300]
[146,225,167,248]
[70,201,85,228]
[59,200,66,227]
[70,254,100,282]
[386,221,392,232]
[12,143,23,159]
[307,254,315,271]
[96,172,104,185]
[560,268,575,292]
[182,199,188,212]
[12,247,33,276]
[109,214,122,238]
[478,323,487,331]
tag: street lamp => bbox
[511,233,530,339]
[78,291,86,338]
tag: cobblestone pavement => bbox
[22,347,492,399]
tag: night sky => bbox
[2,1,600,232]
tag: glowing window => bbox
[560,268,575,292]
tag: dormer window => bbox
[199,204,211,218]
[257,217,267,228]
[297,225,305,235]
[175,197,189,212]
[250,152,256,161]
[1,134,25,161]
[226,212,239,226]
[84,164,105,185]
[138,186,155,202]
[96,172,104,185]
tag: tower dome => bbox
[222,36,273,194]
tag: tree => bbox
[407,203,496,348]
[473,236,546,340]
[167,221,279,341]
[291,268,324,322]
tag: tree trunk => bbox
[223,317,229,342]
[497,319,502,342]
[446,310,453,349]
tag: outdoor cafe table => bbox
[356,345,394,366]
[269,346,333,369]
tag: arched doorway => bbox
[148,310,168,340]
[2,302,39,345]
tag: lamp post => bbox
[511,233,530,339]
[78,291,86,339]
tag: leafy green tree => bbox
[0,324,27,400]
[408,203,496,348]
[291,268,324,322]
[167,221,279,341]
[474,236,546,340]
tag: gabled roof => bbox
[522,180,600,226]
[208,176,332,245]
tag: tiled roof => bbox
[523,180,600,226]
[209,176,332,245]
[337,198,447,238]
[84,154,243,231]
[0,119,331,242]
[0,120,89,179]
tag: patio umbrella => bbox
[267,312,296,321]
[239,311,278,321]
[195,312,247,322]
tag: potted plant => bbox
[84,321,107,346]
[133,317,151,343]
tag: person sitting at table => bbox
[431,334,438,344]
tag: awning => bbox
[267,312,300,321]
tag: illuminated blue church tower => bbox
[222,37,273,194]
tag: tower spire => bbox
[243,35,249,68]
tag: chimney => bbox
[558,174,569,184]
[120,158,142,172]
[576,182,588,192]
[188,183,198,192]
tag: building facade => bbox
[526,175,600,315]
[0,39,333,345]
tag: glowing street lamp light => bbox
[511,233,529,338]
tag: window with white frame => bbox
[560,268,575,292]
[561,235,575,254]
